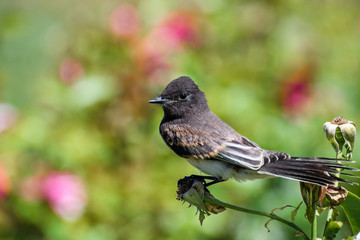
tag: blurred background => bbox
[0,0,360,239]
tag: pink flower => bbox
[142,12,200,56]
[42,172,87,221]
[134,11,200,77]
[0,164,10,199]
[0,104,18,133]
[280,64,314,117]
[59,58,84,84]
[157,11,200,49]
[22,172,87,221]
[109,4,140,39]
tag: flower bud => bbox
[300,182,322,223]
[323,117,356,159]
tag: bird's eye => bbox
[180,94,187,100]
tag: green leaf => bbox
[324,221,343,240]
[341,191,360,235]
[342,236,352,240]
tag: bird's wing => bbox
[215,140,264,170]
[160,123,227,159]
[161,123,265,170]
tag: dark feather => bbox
[258,157,358,186]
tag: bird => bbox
[148,76,358,186]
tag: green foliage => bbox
[341,192,360,235]
[324,221,343,240]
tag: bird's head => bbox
[148,76,209,119]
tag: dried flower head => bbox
[325,185,348,207]
[323,117,356,159]
[177,177,225,225]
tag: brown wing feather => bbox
[160,122,226,159]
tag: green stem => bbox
[204,195,310,240]
[324,184,337,231]
[311,201,317,240]
[309,187,318,240]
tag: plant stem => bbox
[204,195,310,240]
[309,187,318,240]
[324,184,337,231]
[311,201,317,240]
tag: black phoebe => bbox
[149,76,358,186]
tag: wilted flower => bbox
[109,4,140,39]
[0,104,18,133]
[325,185,348,207]
[0,164,10,199]
[177,177,225,225]
[323,117,356,159]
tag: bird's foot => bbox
[177,175,224,190]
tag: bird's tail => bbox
[258,157,359,186]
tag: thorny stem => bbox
[203,195,310,240]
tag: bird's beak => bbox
[148,96,169,104]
